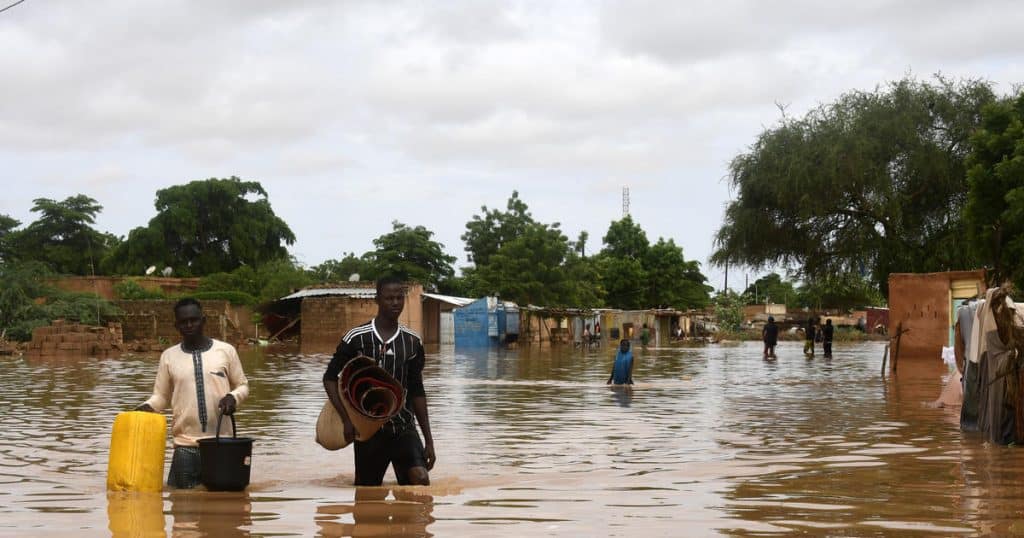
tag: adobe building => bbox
[276,283,424,354]
[887,270,986,362]
[742,303,787,323]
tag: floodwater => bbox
[2,341,1023,536]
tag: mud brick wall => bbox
[300,285,424,354]
[888,271,985,361]
[26,320,123,359]
[46,276,201,301]
[115,300,238,343]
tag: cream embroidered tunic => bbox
[143,339,249,447]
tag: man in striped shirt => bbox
[323,276,436,486]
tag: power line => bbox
[0,0,27,15]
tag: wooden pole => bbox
[891,321,906,374]
[269,315,301,341]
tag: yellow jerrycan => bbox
[107,411,167,492]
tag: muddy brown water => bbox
[1,342,1021,536]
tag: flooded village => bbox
[5,267,1024,536]
[4,2,1024,537]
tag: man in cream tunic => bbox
[137,298,249,489]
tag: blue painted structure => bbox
[454,297,519,347]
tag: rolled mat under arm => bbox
[315,355,406,450]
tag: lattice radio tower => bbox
[622,186,630,217]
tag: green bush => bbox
[191,290,257,306]
[713,291,745,331]
[114,279,165,300]
[6,317,50,341]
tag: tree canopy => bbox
[103,177,296,276]
[310,253,372,283]
[7,195,118,275]
[742,273,797,306]
[599,216,711,310]
[364,221,456,291]
[457,192,607,307]
[712,76,996,296]
[965,91,1024,286]
[461,190,533,266]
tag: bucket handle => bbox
[214,413,237,441]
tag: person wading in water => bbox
[762,316,779,360]
[136,298,249,489]
[607,339,635,385]
[322,276,436,486]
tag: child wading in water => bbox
[607,339,634,385]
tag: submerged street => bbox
[0,342,1015,536]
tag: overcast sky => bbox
[2,1,1022,290]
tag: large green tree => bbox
[599,215,650,308]
[103,177,296,276]
[644,238,713,309]
[560,251,605,308]
[9,195,118,275]
[459,192,607,306]
[364,221,456,291]
[712,76,996,296]
[472,222,578,306]
[965,91,1024,286]
[742,272,798,306]
[461,190,533,266]
[599,215,711,309]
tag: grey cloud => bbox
[2,0,1021,286]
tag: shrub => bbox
[191,290,257,306]
[114,279,165,300]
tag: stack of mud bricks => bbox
[26,320,124,359]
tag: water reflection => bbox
[609,386,632,408]
[315,487,434,537]
[107,492,165,538]
[167,490,252,537]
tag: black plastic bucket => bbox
[197,414,253,491]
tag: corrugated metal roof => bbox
[421,292,475,307]
[279,287,376,301]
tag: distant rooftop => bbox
[422,292,475,307]
[279,287,377,301]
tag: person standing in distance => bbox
[762,316,779,360]
[322,276,435,486]
[803,317,817,358]
[822,319,835,358]
[136,298,249,489]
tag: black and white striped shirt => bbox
[323,318,426,426]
